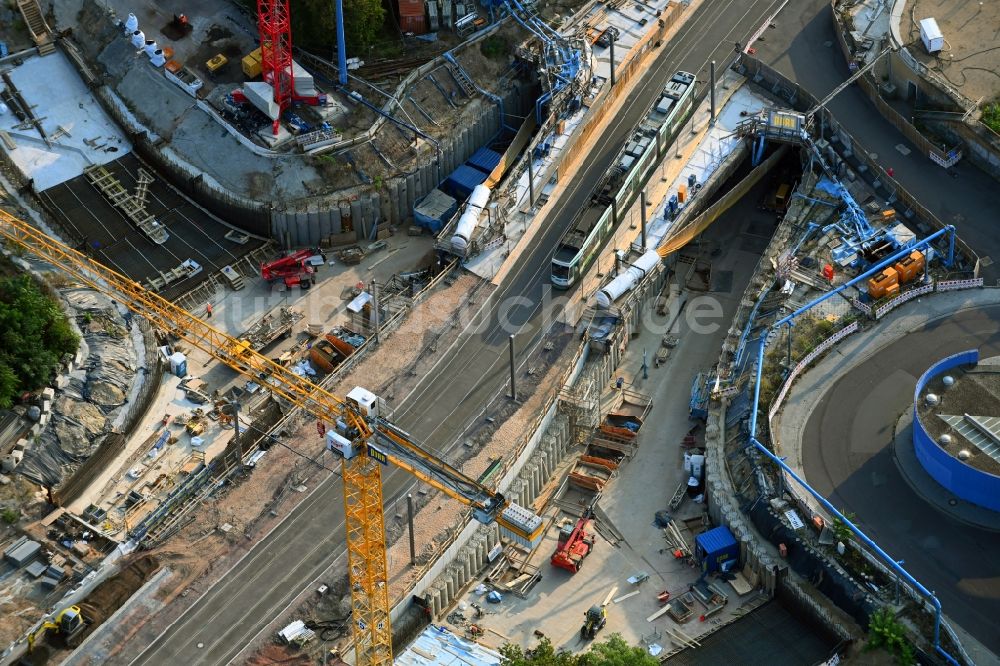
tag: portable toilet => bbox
[695,525,738,574]
[169,352,187,377]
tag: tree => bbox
[579,634,658,666]
[500,634,656,666]
[289,0,383,54]
[500,638,578,666]
[0,275,79,408]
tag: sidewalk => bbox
[777,288,1000,483]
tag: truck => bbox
[261,249,324,288]
[551,509,595,573]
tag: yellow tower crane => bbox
[0,210,544,665]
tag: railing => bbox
[829,3,962,169]
[873,282,934,319]
[767,321,859,422]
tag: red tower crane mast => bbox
[257,0,295,135]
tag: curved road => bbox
[803,305,1000,654]
[127,1,786,664]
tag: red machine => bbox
[255,0,328,134]
[261,249,322,288]
[551,509,595,573]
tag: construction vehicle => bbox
[27,605,86,652]
[580,605,606,640]
[0,209,544,666]
[551,508,595,573]
[260,249,322,289]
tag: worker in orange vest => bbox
[206,302,213,319]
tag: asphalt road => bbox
[752,0,1000,282]
[128,1,786,663]
[803,306,1000,654]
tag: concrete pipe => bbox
[430,587,442,617]
[444,578,455,605]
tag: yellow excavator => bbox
[27,605,87,653]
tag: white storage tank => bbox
[130,30,145,49]
[595,249,661,309]
[124,13,139,33]
[150,49,166,67]
[450,184,491,255]
[143,40,159,57]
[919,18,943,54]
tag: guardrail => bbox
[936,277,984,292]
[829,3,962,168]
[873,282,934,319]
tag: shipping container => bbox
[399,0,427,33]
[413,188,458,232]
[466,146,502,175]
[695,526,738,574]
[444,164,488,200]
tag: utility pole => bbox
[527,158,535,208]
[609,34,616,87]
[709,60,717,125]
[509,335,517,401]
[407,494,416,565]
[640,190,648,250]
[372,280,380,345]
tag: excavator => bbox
[27,605,87,653]
[0,210,544,666]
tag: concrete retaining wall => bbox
[400,413,573,622]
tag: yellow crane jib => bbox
[0,210,545,665]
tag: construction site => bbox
[0,0,998,665]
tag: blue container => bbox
[466,147,503,175]
[668,195,679,218]
[695,525,738,574]
[444,165,488,200]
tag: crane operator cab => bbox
[326,387,385,459]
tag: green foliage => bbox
[831,510,856,544]
[1,507,19,524]
[500,635,656,666]
[982,102,1000,135]
[481,35,510,60]
[0,275,79,408]
[290,0,384,53]
[500,637,576,665]
[578,634,658,666]
[865,607,916,665]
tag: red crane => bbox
[255,0,327,135]
[261,248,322,288]
[257,0,294,135]
[551,508,595,573]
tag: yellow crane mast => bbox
[0,210,544,665]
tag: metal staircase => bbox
[17,0,55,55]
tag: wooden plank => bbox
[486,627,511,641]
[602,585,618,607]
[613,590,641,604]
[646,605,672,623]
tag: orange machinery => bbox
[893,250,925,284]
[867,267,899,299]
